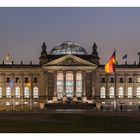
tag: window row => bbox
[101,77,137,83]
[100,86,140,98]
[0,77,38,83]
[0,87,39,98]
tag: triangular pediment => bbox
[43,55,97,67]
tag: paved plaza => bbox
[0,110,139,133]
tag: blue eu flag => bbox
[9,80,14,88]
[122,54,127,60]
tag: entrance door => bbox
[66,73,73,98]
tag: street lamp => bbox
[137,52,140,65]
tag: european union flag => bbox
[9,80,14,88]
[122,54,127,59]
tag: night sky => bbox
[0,7,140,64]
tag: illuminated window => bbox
[118,87,123,98]
[15,102,19,105]
[109,87,114,98]
[6,102,10,106]
[6,87,11,98]
[136,87,140,98]
[57,73,63,99]
[76,72,82,97]
[0,87,2,98]
[137,77,140,83]
[33,87,38,98]
[100,87,105,98]
[128,87,132,98]
[66,73,73,97]
[24,87,29,98]
[15,87,20,98]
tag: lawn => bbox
[0,111,140,133]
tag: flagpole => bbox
[105,49,117,110]
[114,72,117,110]
[114,49,117,110]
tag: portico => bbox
[43,54,97,103]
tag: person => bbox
[44,103,47,111]
[120,104,123,112]
[100,105,103,111]
[138,105,140,111]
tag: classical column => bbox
[73,71,77,97]
[53,72,57,97]
[29,74,33,110]
[106,74,109,98]
[63,71,66,96]
[53,72,58,103]
[2,73,5,98]
[91,72,95,97]
[82,72,86,97]
[115,73,118,98]
[124,73,128,98]
[133,73,136,98]
[21,73,24,110]
[45,71,48,98]
[11,73,15,111]
[2,73,6,107]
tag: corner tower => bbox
[39,42,48,65]
[91,42,100,65]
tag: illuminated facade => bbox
[0,41,140,110]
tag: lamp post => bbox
[137,52,140,65]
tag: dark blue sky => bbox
[0,7,140,64]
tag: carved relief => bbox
[56,57,87,66]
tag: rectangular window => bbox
[15,77,19,83]
[101,77,105,83]
[128,78,133,83]
[6,77,10,83]
[119,78,123,83]
[25,77,28,83]
[33,77,38,83]
[137,77,140,83]
[110,78,114,83]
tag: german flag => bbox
[105,50,116,73]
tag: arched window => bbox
[128,87,132,98]
[100,87,105,98]
[76,72,82,97]
[0,87,2,98]
[15,87,20,98]
[109,87,114,98]
[24,87,29,98]
[6,87,11,98]
[136,87,140,98]
[33,87,38,98]
[118,87,123,98]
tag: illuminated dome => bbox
[49,41,88,55]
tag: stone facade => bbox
[0,41,140,111]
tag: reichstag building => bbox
[0,41,140,110]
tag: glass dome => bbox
[49,41,88,55]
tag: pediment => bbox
[43,55,97,67]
